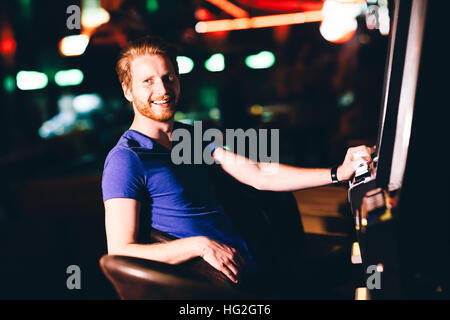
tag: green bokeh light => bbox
[16,71,48,90]
[146,0,159,12]
[3,75,15,93]
[245,51,276,69]
[204,53,225,72]
[55,69,84,87]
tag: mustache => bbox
[149,94,173,103]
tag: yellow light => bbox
[355,287,370,300]
[361,218,368,226]
[351,242,362,264]
[250,104,263,115]
[195,11,323,33]
[319,17,357,43]
[206,0,249,18]
[59,34,90,56]
[320,0,363,43]
[81,7,110,28]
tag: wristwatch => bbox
[331,166,339,184]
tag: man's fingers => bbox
[221,264,238,283]
[225,261,239,280]
[226,251,245,281]
[350,146,372,162]
[361,145,374,158]
[202,240,245,283]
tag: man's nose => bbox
[153,78,170,96]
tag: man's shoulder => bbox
[104,131,146,166]
[104,145,141,168]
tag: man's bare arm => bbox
[212,145,373,191]
[104,198,244,283]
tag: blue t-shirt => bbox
[101,122,255,267]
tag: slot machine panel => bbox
[346,0,449,299]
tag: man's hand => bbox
[337,145,374,182]
[198,236,246,283]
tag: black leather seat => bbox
[99,255,254,299]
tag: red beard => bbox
[133,95,176,121]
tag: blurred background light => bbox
[38,93,102,139]
[176,56,194,74]
[195,11,323,33]
[146,0,159,13]
[365,5,378,30]
[81,0,110,29]
[204,53,225,72]
[3,75,15,93]
[378,5,390,35]
[206,0,249,18]
[338,91,355,108]
[199,85,219,109]
[208,108,221,120]
[54,69,84,87]
[72,93,102,113]
[16,71,48,90]
[81,7,110,28]
[324,0,365,18]
[0,36,16,56]
[0,24,17,64]
[365,1,390,36]
[376,263,384,272]
[59,34,90,56]
[320,17,357,43]
[320,0,365,43]
[18,0,32,20]
[249,104,263,115]
[174,111,185,121]
[38,95,76,138]
[195,8,213,21]
[245,51,275,69]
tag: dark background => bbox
[0,0,389,299]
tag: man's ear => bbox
[122,83,133,102]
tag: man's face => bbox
[124,54,180,121]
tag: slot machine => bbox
[348,0,449,299]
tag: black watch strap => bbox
[331,166,339,184]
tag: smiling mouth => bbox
[152,99,170,104]
[150,96,174,107]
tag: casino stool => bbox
[99,255,254,300]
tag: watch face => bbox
[331,167,339,183]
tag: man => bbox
[102,36,372,290]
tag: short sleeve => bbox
[102,148,146,202]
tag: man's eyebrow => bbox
[142,75,155,81]
[142,72,175,81]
